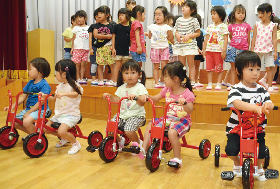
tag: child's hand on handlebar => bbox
[262,102,274,114]
[3,106,9,111]
[177,98,186,105]
[127,94,137,100]
[39,92,47,97]
[138,95,148,103]
[254,106,263,116]
[103,93,110,99]
[55,93,64,99]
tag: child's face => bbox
[28,64,39,80]
[137,10,146,22]
[154,9,165,24]
[71,19,77,26]
[98,12,107,22]
[95,15,100,23]
[211,11,221,23]
[163,73,176,87]
[166,18,174,26]
[127,3,136,10]
[55,71,63,82]
[122,68,140,86]
[235,9,245,22]
[182,5,193,17]
[119,13,127,23]
[258,11,271,22]
[241,64,261,86]
[76,16,86,25]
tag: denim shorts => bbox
[64,51,72,60]
[225,45,244,63]
[50,114,80,128]
[274,52,280,66]
[16,108,51,120]
[130,51,146,63]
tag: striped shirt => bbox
[226,82,271,134]
[174,17,200,49]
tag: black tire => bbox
[163,140,172,152]
[88,130,103,147]
[99,137,118,163]
[0,126,19,149]
[214,144,220,167]
[23,133,48,158]
[242,158,254,189]
[121,134,131,146]
[199,139,211,159]
[145,141,161,172]
[263,146,270,169]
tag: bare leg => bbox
[217,71,224,84]
[160,60,168,82]
[138,62,142,69]
[168,129,181,159]
[153,63,160,84]
[57,124,76,144]
[22,116,36,134]
[14,122,29,134]
[112,60,122,83]
[266,67,273,88]
[186,55,195,82]
[97,65,104,81]
[76,63,81,80]
[228,156,240,166]
[194,60,201,83]
[80,61,86,79]
[142,122,152,152]
[207,71,213,84]
[230,62,236,86]
[257,159,264,169]
[178,55,186,66]
[109,64,114,81]
[125,131,140,143]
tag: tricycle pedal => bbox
[167,161,180,168]
[122,146,140,154]
[221,171,234,181]
[265,169,279,179]
[86,145,97,153]
[34,142,44,150]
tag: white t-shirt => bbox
[54,82,83,118]
[72,25,90,50]
[115,83,148,120]
[148,24,173,49]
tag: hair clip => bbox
[272,13,275,17]
[183,66,187,70]
[65,67,69,71]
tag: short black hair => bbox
[211,6,226,22]
[131,5,145,19]
[231,4,246,23]
[71,15,75,24]
[173,15,182,27]
[235,51,261,81]
[30,58,51,78]
[196,14,202,28]
[96,5,110,22]
[273,16,280,30]
[75,10,87,18]
[182,0,197,17]
[93,9,98,19]
[126,0,136,6]
[257,3,274,22]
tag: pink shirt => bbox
[254,21,276,53]
[228,23,251,50]
[130,21,146,53]
[160,87,195,124]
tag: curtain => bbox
[0,0,27,79]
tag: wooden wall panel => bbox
[0,79,23,110]
[0,78,6,88]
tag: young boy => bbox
[62,15,76,59]
[203,5,229,90]
[225,50,274,181]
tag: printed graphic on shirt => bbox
[97,27,111,43]
[165,92,187,118]
[209,32,218,44]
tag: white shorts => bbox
[50,114,80,128]
[258,52,275,67]
[173,47,199,56]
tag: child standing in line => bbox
[93,6,114,86]
[126,0,136,11]
[103,60,148,156]
[148,6,174,88]
[251,3,278,93]
[111,8,132,86]
[4,58,51,137]
[130,5,146,69]
[173,0,200,85]
[203,6,229,90]
[138,61,195,165]
[62,15,76,60]
[193,14,205,88]
[71,10,90,84]
[225,50,273,181]
[44,59,83,155]
[165,12,176,63]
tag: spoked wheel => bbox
[163,140,172,152]
[121,134,130,146]
[88,130,103,147]
[23,133,48,158]
[215,144,220,167]
[99,137,119,163]
[263,146,270,169]
[242,158,254,189]
[145,141,161,172]
[199,139,211,159]
[0,126,19,149]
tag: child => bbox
[4,58,51,136]
[71,10,90,84]
[103,60,148,157]
[93,6,114,86]
[111,8,132,86]
[173,0,200,85]
[224,5,251,91]
[44,59,83,155]
[225,50,274,181]
[193,14,205,88]
[165,12,176,63]
[251,3,278,93]
[148,6,174,88]
[140,61,195,165]
[126,0,136,11]
[130,5,146,69]
[88,9,99,85]
[62,15,76,60]
[203,6,229,90]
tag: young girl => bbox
[224,5,251,91]
[103,60,148,158]
[111,8,132,86]
[4,58,51,137]
[203,6,229,90]
[148,6,174,88]
[44,59,83,155]
[165,12,176,63]
[130,5,146,69]
[93,6,114,86]
[62,15,76,60]
[71,10,90,84]
[251,3,278,93]
[139,61,195,166]
[173,0,200,85]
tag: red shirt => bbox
[130,21,146,53]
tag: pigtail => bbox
[117,70,124,87]
[65,68,82,95]
[140,70,146,86]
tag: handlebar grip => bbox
[273,106,278,110]
[52,94,55,97]
[23,91,37,95]
[221,107,231,111]
[174,100,187,105]
[133,97,138,100]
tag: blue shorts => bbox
[225,45,244,63]
[130,51,146,63]
[274,53,280,66]
[64,48,72,60]
[50,114,80,128]
[16,108,51,120]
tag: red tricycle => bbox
[145,100,211,172]
[86,96,145,163]
[0,90,52,149]
[22,92,102,158]
[218,107,279,189]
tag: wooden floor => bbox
[0,111,280,189]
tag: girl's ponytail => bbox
[140,70,146,86]
[65,67,82,95]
